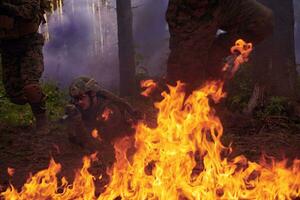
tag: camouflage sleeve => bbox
[0,0,40,20]
[104,104,123,129]
[66,117,91,144]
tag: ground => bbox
[0,102,299,194]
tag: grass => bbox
[0,80,68,126]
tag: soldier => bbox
[166,0,274,90]
[65,77,141,152]
[0,0,49,133]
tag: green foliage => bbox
[225,64,254,111]
[0,87,33,126]
[255,96,288,119]
[0,81,68,126]
[43,82,69,121]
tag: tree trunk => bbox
[268,0,297,98]
[117,0,136,96]
[294,0,300,66]
[246,0,297,114]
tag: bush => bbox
[225,63,254,111]
[254,96,289,119]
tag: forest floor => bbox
[0,102,300,194]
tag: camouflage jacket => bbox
[0,0,41,39]
[166,0,218,45]
[67,95,138,146]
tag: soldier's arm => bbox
[65,104,90,146]
[0,0,40,20]
[104,104,123,129]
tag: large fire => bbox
[1,40,300,199]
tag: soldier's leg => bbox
[20,33,48,133]
[167,28,218,90]
[167,48,207,91]
[207,0,274,78]
[166,1,220,88]
[1,50,27,105]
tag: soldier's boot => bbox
[23,84,50,135]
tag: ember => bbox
[101,107,113,121]
[140,79,158,97]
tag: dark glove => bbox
[65,104,82,122]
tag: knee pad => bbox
[23,84,45,104]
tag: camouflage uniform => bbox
[66,77,139,151]
[0,0,48,131]
[166,0,274,89]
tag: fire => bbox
[7,168,15,177]
[91,129,103,142]
[140,79,158,97]
[222,39,253,78]
[101,107,113,121]
[99,80,300,199]
[1,156,97,199]
[1,39,299,199]
[91,129,99,138]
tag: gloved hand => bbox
[65,104,82,122]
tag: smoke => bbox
[42,0,119,91]
[132,0,170,77]
[42,0,170,91]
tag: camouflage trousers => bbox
[166,0,274,88]
[0,33,44,104]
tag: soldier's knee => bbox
[23,83,45,104]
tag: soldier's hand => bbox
[65,104,82,121]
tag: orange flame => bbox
[223,39,253,78]
[140,79,158,97]
[1,39,299,199]
[91,129,99,138]
[91,129,103,142]
[7,167,15,177]
[101,107,113,121]
[1,156,97,199]
[99,80,300,200]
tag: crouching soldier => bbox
[65,77,141,153]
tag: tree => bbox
[246,0,298,114]
[116,0,136,96]
[269,0,297,98]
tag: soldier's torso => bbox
[81,98,134,141]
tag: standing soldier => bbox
[0,0,49,133]
[166,0,274,90]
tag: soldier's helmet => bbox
[69,77,101,98]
